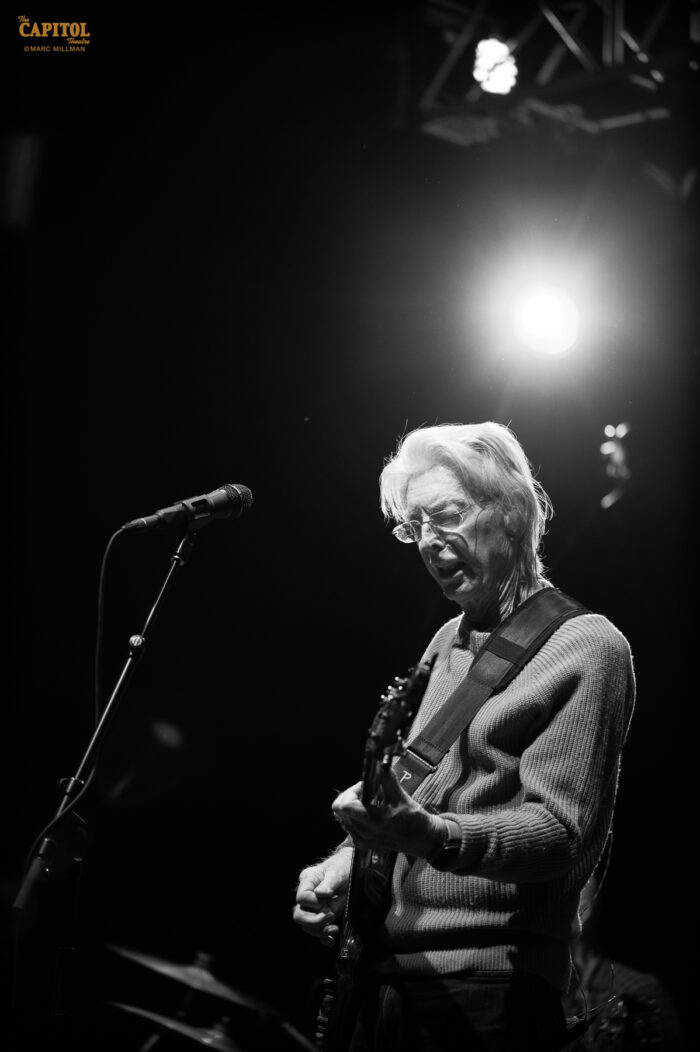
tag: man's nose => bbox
[418,520,445,547]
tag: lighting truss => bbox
[413,0,699,147]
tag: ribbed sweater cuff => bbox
[439,812,487,872]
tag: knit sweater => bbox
[370,606,636,993]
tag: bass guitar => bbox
[314,656,435,1051]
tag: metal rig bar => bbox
[506,9,548,56]
[639,0,677,52]
[602,0,626,67]
[420,0,490,110]
[535,2,591,85]
[536,1,600,73]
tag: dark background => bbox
[4,5,698,1050]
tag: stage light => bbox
[514,286,580,355]
[600,423,632,509]
[473,39,518,95]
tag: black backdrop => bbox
[5,8,698,1050]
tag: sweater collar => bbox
[455,583,551,652]
[456,617,493,655]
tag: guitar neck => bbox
[316,659,435,1050]
[360,750,389,807]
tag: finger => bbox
[296,878,324,903]
[378,765,407,806]
[314,878,343,899]
[296,866,326,898]
[302,894,345,919]
[332,782,364,812]
[335,818,375,846]
[294,893,329,917]
[293,905,338,931]
[333,801,369,828]
[320,924,339,947]
[296,887,324,908]
[315,868,350,898]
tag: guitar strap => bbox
[393,587,589,793]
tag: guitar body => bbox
[314,658,435,1051]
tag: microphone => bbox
[122,483,253,533]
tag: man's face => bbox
[404,465,514,623]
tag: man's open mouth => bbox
[434,562,466,580]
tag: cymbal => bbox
[109,1002,245,1051]
[109,1001,318,1052]
[107,945,275,1015]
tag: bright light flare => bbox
[473,39,518,95]
[604,421,630,439]
[469,251,604,369]
[514,286,581,355]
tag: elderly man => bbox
[294,422,636,1052]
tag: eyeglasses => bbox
[392,508,472,544]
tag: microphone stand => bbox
[12,529,199,1044]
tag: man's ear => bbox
[504,510,524,541]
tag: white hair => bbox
[379,421,553,589]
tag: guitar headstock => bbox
[361,655,435,802]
